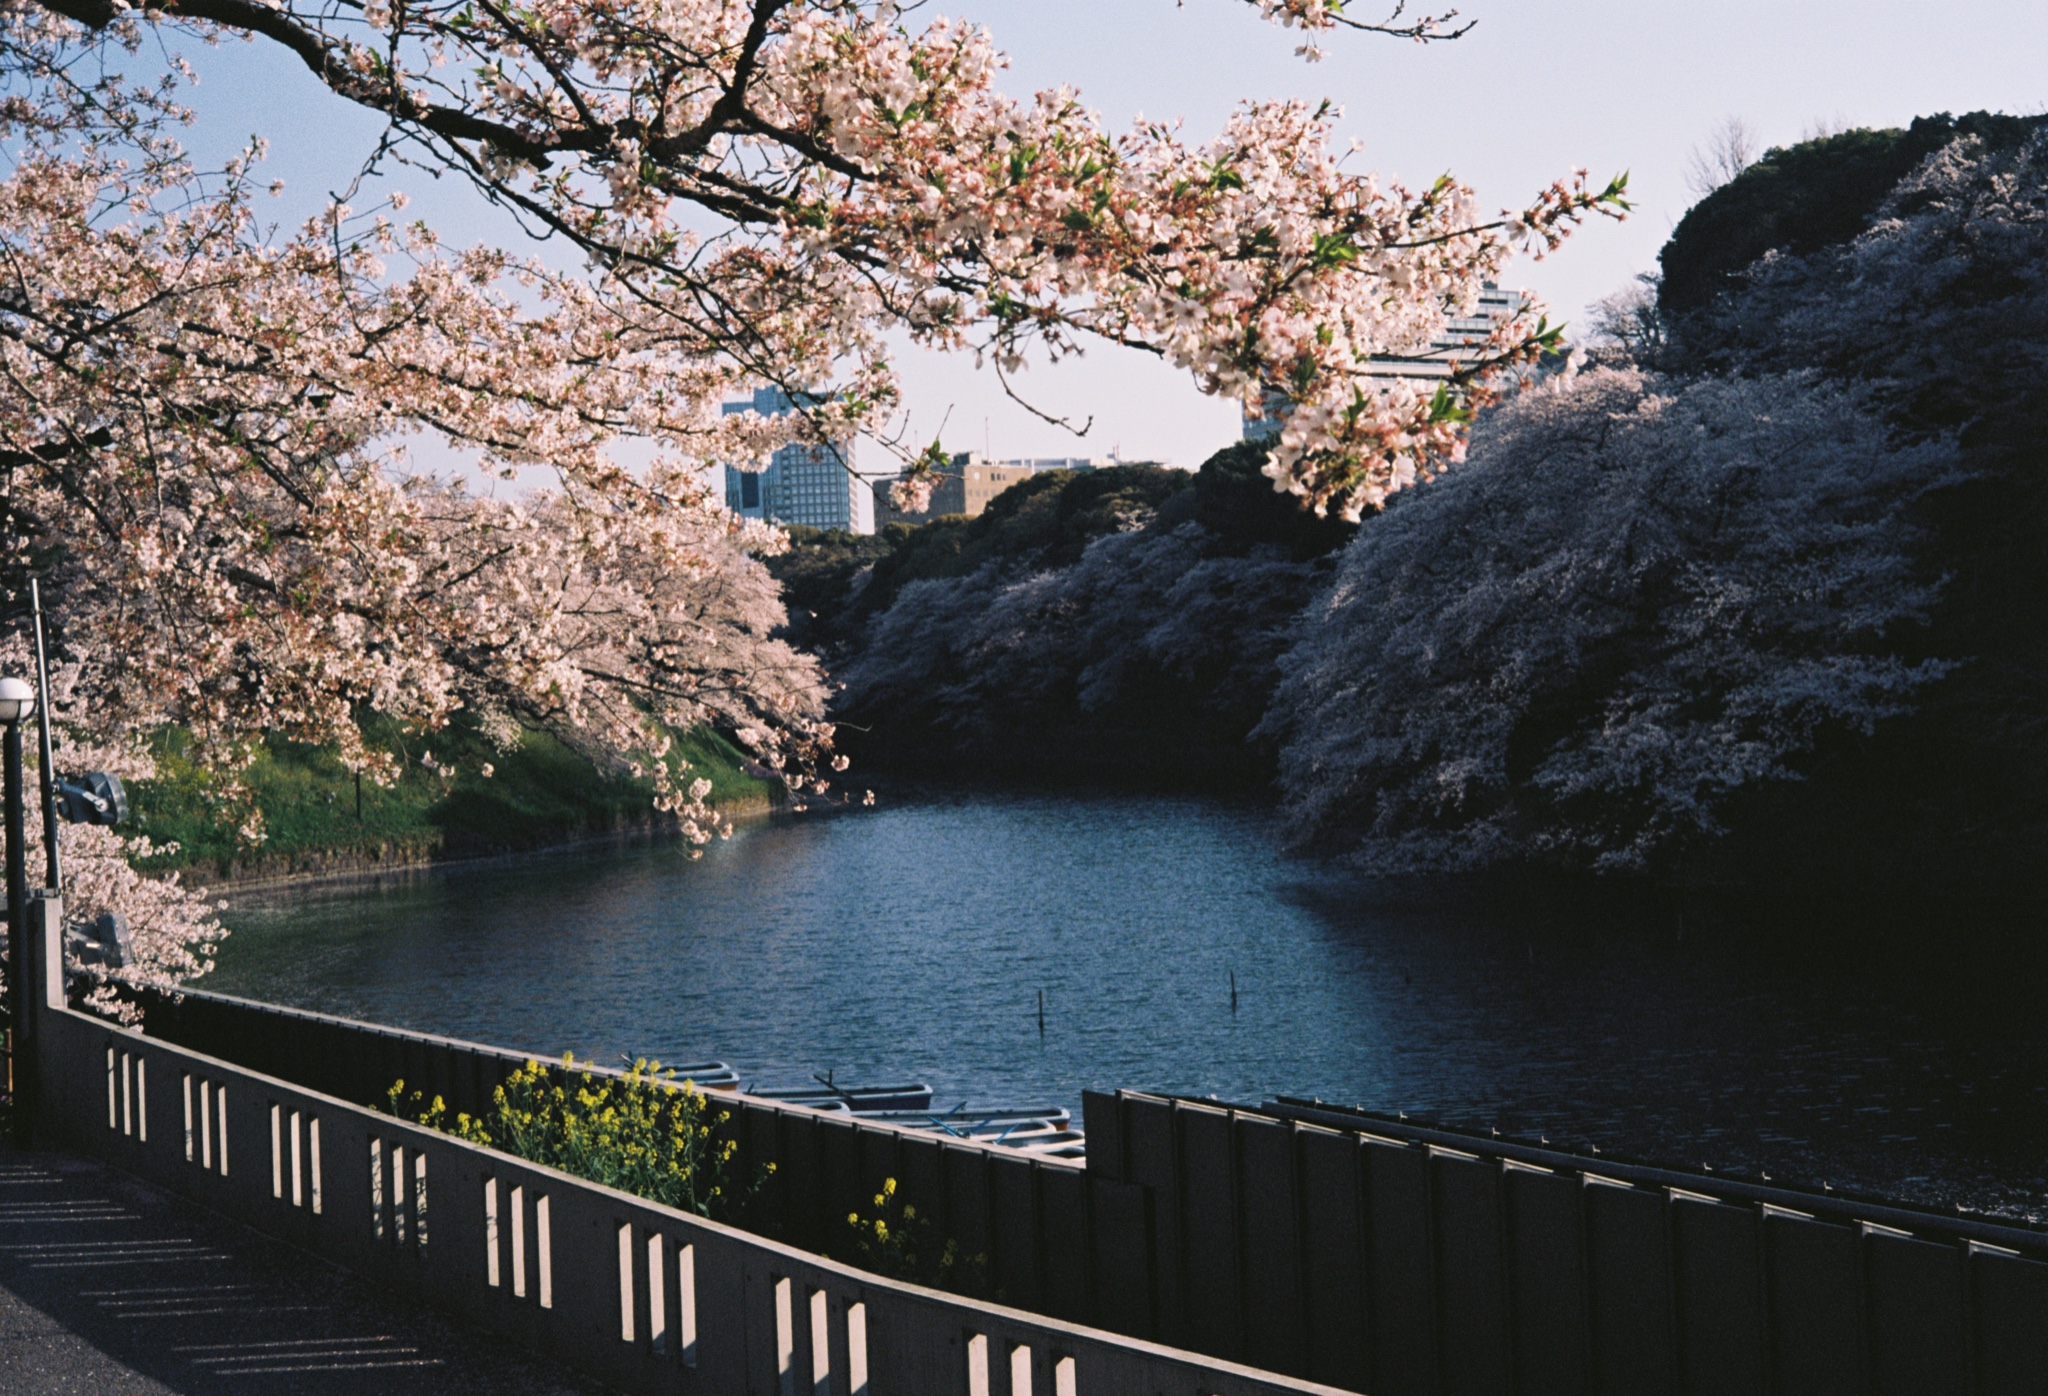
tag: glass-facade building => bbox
[723,388,877,533]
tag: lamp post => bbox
[0,675,34,1126]
[29,582,59,892]
[1,621,125,1140]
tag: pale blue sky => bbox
[172,1,2048,469]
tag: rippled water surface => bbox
[209,786,2048,1222]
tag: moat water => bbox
[207,785,2048,1224]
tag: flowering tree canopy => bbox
[0,0,1619,997]
[1261,127,2048,883]
[827,446,1354,782]
[1261,368,1959,875]
[0,104,829,996]
[25,0,1623,521]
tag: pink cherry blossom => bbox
[0,0,1621,995]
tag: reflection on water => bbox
[209,786,2048,1222]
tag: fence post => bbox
[21,892,63,1138]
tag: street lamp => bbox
[4,588,132,1136]
[1,676,34,933]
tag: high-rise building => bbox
[1241,281,1530,441]
[722,388,880,533]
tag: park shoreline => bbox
[175,792,780,897]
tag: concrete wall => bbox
[25,911,1339,1394]
[26,905,2048,1395]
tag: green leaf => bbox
[1312,232,1358,268]
[1426,382,1473,425]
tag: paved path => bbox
[0,1143,607,1394]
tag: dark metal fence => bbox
[124,988,2048,1395]
[1081,1089,2048,1396]
[28,919,1341,1395]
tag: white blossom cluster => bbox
[0,8,831,1000]
[25,0,1622,522]
[1260,369,1960,873]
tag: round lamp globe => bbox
[0,676,34,724]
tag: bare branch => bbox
[1685,115,1760,199]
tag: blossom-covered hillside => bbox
[1270,120,2048,891]
[1259,369,1956,874]
[819,119,2048,896]
[816,447,1354,786]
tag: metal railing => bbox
[26,901,2048,1395]
[22,898,1338,1395]
[1082,1088,2048,1395]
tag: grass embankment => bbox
[131,718,776,885]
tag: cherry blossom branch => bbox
[1243,1,1472,41]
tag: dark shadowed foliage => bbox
[1275,119,2048,900]
[765,525,903,651]
[1705,386,2048,897]
[858,465,1196,609]
[1658,112,2046,320]
[817,448,1354,788]
[766,467,1195,657]
[1174,440,1361,561]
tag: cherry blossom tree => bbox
[0,0,1621,999]
[22,0,1624,523]
[0,8,831,1004]
[1261,368,1960,875]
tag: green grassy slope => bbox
[131,719,775,883]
